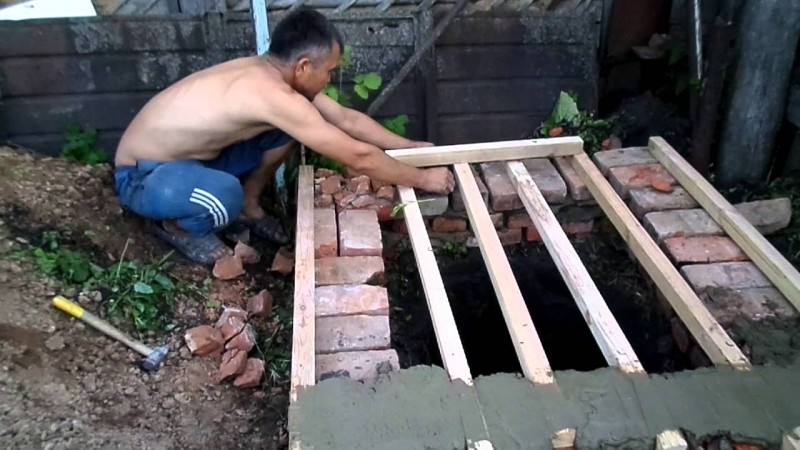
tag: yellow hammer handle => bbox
[52,295,85,319]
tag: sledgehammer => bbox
[51,295,169,372]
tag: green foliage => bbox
[14,232,194,333]
[380,114,410,137]
[353,72,382,100]
[536,91,614,155]
[256,304,293,385]
[389,199,434,218]
[435,241,467,258]
[61,124,109,165]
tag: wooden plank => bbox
[783,426,800,450]
[437,113,545,145]
[453,163,554,384]
[649,137,800,311]
[437,79,595,115]
[437,16,597,45]
[397,185,472,384]
[570,152,751,369]
[290,165,316,402]
[436,45,595,81]
[505,161,644,374]
[386,136,583,167]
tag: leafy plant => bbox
[436,241,467,258]
[353,72,382,100]
[381,114,410,137]
[13,231,97,284]
[61,124,109,165]
[536,91,614,155]
[255,304,292,385]
[389,199,435,218]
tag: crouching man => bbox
[113,7,454,265]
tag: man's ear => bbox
[295,57,312,77]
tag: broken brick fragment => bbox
[319,175,343,195]
[270,247,294,275]
[315,168,336,178]
[184,325,224,356]
[314,194,334,208]
[212,255,245,280]
[234,241,261,265]
[226,324,257,353]
[215,306,248,328]
[348,175,371,195]
[431,216,467,233]
[375,185,395,200]
[350,194,376,209]
[247,289,273,319]
[234,358,266,388]
[218,315,246,342]
[216,349,248,383]
[650,177,674,193]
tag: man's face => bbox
[294,43,341,100]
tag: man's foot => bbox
[150,221,233,266]
[235,206,291,245]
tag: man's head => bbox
[268,8,343,100]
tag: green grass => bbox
[13,231,201,333]
[254,303,292,386]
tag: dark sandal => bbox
[233,215,291,245]
[150,222,232,266]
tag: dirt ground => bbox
[0,146,292,449]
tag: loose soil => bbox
[0,146,293,449]
[386,232,690,376]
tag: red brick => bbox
[315,256,386,286]
[212,255,244,280]
[489,212,504,229]
[315,315,391,353]
[553,156,592,201]
[315,284,389,317]
[507,212,533,229]
[497,228,522,246]
[225,324,256,353]
[374,200,395,222]
[480,161,522,211]
[320,175,344,195]
[662,236,748,265]
[233,358,265,388]
[247,289,273,319]
[526,226,542,242]
[314,194,334,208]
[350,194,376,209]
[562,221,594,236]
[336,192,358,209]
[315,349,399,382]
[218,315,246,342]
[216,349,248,382]
[431,216,468,233]
[234,241,260,265]
[592,147,657,176]
[314,208,338,259]
[451,165,489,212]
[628,187,698,218]
[522,158,567,203]
[315,168,337,178]
[376,185,395,200]
[270,246,294,275]
[339,209,382,257]
[348,175,371,195]
[608,164,676,199]
[184,325,224,356]
[214,306,248,328]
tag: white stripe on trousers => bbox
[193,188,229,225]
[189,194,222,227]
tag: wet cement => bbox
[290,361,800,449]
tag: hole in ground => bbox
[387,234,691,376]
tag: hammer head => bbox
[139,345,169,372]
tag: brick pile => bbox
[183,290,273,388]
[312,168,400,381]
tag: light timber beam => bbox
[570,152,751,369]
[649,136,800,311]
[506,161,645,374]
[453,163,555,384]
[290,165,316,401]
[386,137,583,167]
[397,185,473,384]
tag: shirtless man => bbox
[114,8,455,265]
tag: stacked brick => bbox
[593,147,796,366]
[312,169,400,382]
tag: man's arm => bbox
[262,86,452,193]
[312,94,431,149]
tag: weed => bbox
[436,241,467,258]
[14,232,197,333]
[389,199,435,218]
[255,304,292,386]
[61,124,109,166]
[380,114,410,137]
[536,91,614,154]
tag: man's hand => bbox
[407,141,435,148]
[420,167,455,195]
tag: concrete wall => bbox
[0,3,601,156]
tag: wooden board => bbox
[453,163,554,384]
[649,137,800,311]
[386,136,583,167]
[436,45,594,80]
[505,161,644,374]
[437,79,594,115]
[397,185,473,384]
[570,152,751,369]
[290,165,316,402]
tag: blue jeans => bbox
[114,130,293,236]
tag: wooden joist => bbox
[290,165,316,401]
[505,161,645,374]
[649,137,800,311]
[570,153,751,369]
[386,136,583,167]
[397,185,473,384]
[453,163,555,384]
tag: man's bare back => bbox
[115,56,285,167]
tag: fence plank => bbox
[436,44,595,81]
[437,78,595,115]
[437,16,597,45]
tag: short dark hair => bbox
[268,8,344,64]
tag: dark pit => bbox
[387,234,691,376]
